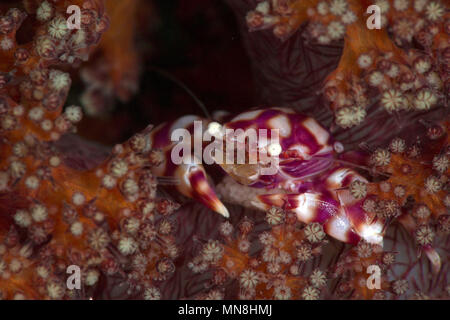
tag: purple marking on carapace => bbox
[293,121,321,155]
[151,117,199,149]
[226,109,301,133]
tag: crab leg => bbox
[254,192,361,245]
[173,162,229,218]
[254,167,385,245]
[147,115,229,217]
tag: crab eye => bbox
[268,143,282,156]
[334,141,344,153]
[207,122,223,136]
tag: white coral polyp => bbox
[36,1,53,22]
[64,105,83,123]
[48,17,69,39]
[425,2,444,21]
[413,90,437,110]
[49,70,71,91]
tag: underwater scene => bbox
[0,0,448,301]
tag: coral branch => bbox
[246,0,449,127]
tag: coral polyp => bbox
[246,0,448,128]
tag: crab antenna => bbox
[148,66,211,119]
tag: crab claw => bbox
[254,193,339,223]
[253,193,364,245]
[174,163,229,218]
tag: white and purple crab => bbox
[147,107,386,247]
